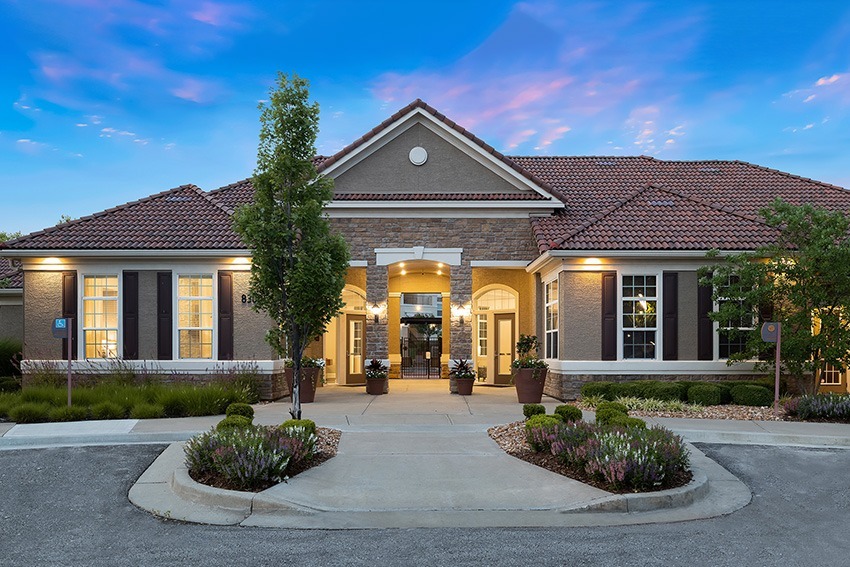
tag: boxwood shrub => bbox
[608,381,647,400]
[226,402,255,420]
[522,403,546,419]
[216,415,253,431]
[580,381,612,399]
[525,414,563,452]
[643,382,686,402]
[596,401,629,415]
[687,384,723,406]
[282,418,316,435]
[607,415,648,430]
[554,404,583,423]
[595,406,628,426]
[730,384,773,406]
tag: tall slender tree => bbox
[234,73,349,419]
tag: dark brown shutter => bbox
[601,271,617,361]
[218,271,234,361]
[697,280,714,360]
[123,271,139,360]
[157,272,172,360]
[663,272,678,360]
[61,271,77,360]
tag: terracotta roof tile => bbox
[2,185,242,250]
[331,192,548,201]
[0,258,22,288]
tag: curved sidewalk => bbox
[3,381,850,528]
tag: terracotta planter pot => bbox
[513,367,547,403]
[456,378,474,396]
[366,377,387,395]
[284,367,320,403]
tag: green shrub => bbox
[8,402,51,423]
[595,406,628,426]
[554,404,583,423]
[580,394,606,408]
[606,415,648,430]
[730,384,773,406]
[0,338,22,377]
[688,384,723,406]
[48,405,90,422]
[282,418,316,435]
[216,415,254,431]
[0,394,17,418]
[643,382,686,402]
[90,401,126,420]
[580,381,612,399]
[226,402,255,420]
[130,403,166,419]
[157,390,188,418]
[522,404,546,419]
[608,381,647,400]
[0,376,20,392]
[596,401,629,415]
[20,386,65,406]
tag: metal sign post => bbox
[761,322,782,415]
[52,317,73,407]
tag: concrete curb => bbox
[129,440,752,528]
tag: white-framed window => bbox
[715,275,755,360]
[622,275,657,359]
[821,364,845,386]
[544,279,559,359]
[82,275,119,359]
[177,274,214,359]
[477,314,488,357]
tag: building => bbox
[3,99,850,398]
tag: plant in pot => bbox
[365,358,388,395]
[511,334,549,403]
[284,357,325,403]
[449,359,476,395]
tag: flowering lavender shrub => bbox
[795,394,850,421]
[184,425,317,490]
[549,422,689,491]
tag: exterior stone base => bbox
[544,372,772,401]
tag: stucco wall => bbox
[344,267,366,292]
[23,271,63,359]
[232,271,277,360]
[333,122,523,196]
[677,271,699,360]
[561,271,602,360]
[0,303,23,342]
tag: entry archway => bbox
[473,284,518,385]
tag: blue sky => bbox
[2,0,850,235]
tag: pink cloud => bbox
[538,125,571,147]
[171,78,216,103]
[190,1,249,27]
[816,74,842,86]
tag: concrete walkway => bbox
[3,380,850,528]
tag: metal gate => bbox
[400,331,442,379]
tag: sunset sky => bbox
[2,0,850,235]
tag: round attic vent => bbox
[409,146,428,166]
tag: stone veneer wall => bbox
[544,372,770,401]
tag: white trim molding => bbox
[375,247,463,266]
[546,360,760,374]
[21,359,287,375]
[469,260,530,268]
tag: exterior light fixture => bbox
[370,303,381,324]
[451,302,472,325]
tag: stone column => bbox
[449,262,473,393]
[366,262,388,360]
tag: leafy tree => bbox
[233,73,349,419]
[0,230,21,242]
[700,199,850,393]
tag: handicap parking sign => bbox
[52,317,70,338]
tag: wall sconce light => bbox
[370,302,382,324]
[451,302,472,325]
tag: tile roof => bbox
[3,103,850,256]
[0,258,22,289]
[515,156,850,251]
[1,185,243,250]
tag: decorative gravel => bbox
[577,403,787,421]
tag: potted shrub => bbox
[365,358,388,395]
[450,359,476,395]
[511,334,548,403]
[284,357,325,403]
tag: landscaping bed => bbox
[188,426,341,492]
[580,402,785,421]
[489,420,692,494]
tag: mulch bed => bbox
[488,420,692,494]
[188,426,341,493]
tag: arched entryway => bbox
[324,285,367,385]
[473,285,518,385]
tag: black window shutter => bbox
[61,271,77,360]
[663,272,678,360]
[218,271,234,361]
[157,272,172,360]
[123,271,139,360]
[601,271,617,361]
[697,280,714,360]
